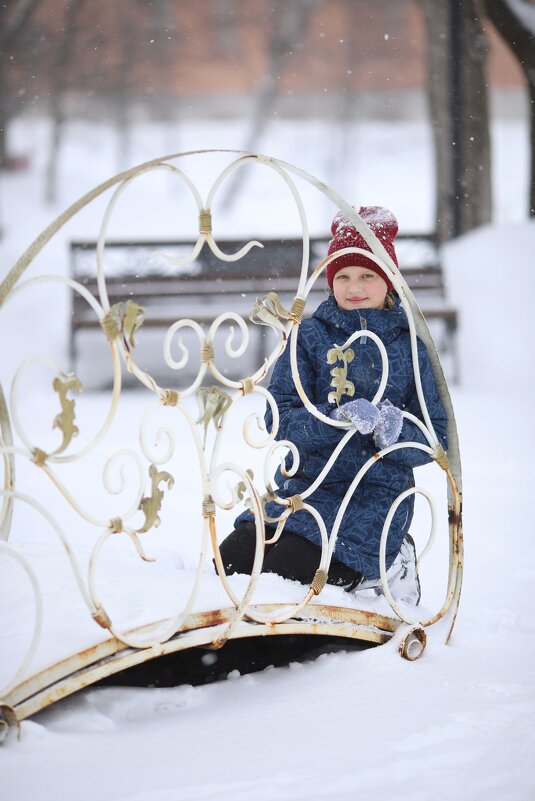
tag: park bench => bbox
[69,233,459,382]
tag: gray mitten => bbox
[373,399,404,449]
[330,398,380,435]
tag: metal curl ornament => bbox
[0,150,463,717]
[136,464,174,534]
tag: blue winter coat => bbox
[236,295,448,579]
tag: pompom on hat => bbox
[326,205,399,291]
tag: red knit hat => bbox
[326,206,399,291]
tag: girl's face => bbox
[332,265,388,310]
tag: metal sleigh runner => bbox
[0,150,463,738]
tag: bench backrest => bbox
[70,234,445,303]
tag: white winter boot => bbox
[356,534,421,605]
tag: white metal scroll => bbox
[0,150,463,731]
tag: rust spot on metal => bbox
[186,609,228,630]
[399,626,426,661]
[92,605,112,629]
[204,638,227,650]
[448,502,462,527]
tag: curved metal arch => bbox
[0,149,463,732]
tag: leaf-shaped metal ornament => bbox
[249,292,291,334]
[195,386,233,446]
[136,464,174,534]
[51,374,82,454]
[232,468,255,504]
[102,300,146,348]
[327,345,355,405]
[243,489,284,525]
[122,300,145,348]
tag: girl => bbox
[218,206,448,604]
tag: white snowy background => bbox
[1,115,534,800]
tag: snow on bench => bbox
[69,234,459,383]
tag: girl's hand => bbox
[373,400,404,449]
[329,398,380,434]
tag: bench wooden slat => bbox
[69,235,459,382]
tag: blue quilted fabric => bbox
[236,294,448,579]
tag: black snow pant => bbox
[216,520,362,591]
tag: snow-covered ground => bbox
[1,116,534,800]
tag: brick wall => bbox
[6,0,523,115]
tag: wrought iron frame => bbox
[0,150,463,740]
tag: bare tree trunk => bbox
[325,0,359,201]
[0,57,7,170]
[418,0,492,241]
[0,0,41,240]
[115,4,136,172]
[417,1,452,241]
[45,0,84,204]
[0,0,41,169]
[485,0,535,217]
[457,1,492,233]
[531,82,535,217]
[147,0,176,124]
[222,0,324,205]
